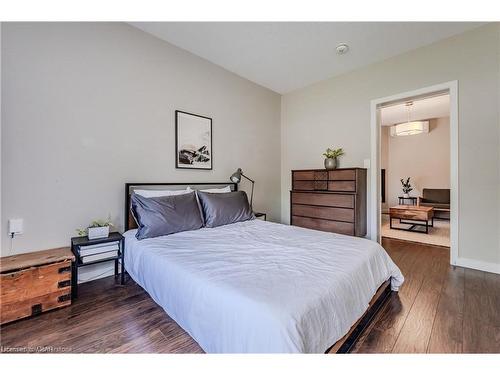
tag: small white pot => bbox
[88,226,109,240]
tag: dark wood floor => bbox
[352,238,500,353]
[1,238,499,353]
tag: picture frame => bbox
[175,110,213,170]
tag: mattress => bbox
[124,219,404,353]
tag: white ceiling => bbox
[130,22,483,93]
[381,94,450,126]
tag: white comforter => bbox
[124,219,403,353]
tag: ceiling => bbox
[381,94,450,126]
[130,22,483,93]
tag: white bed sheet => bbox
[124,219,403,353]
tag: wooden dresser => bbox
[0,247,75,325]
[290,168,367,237]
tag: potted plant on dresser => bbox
[77,217,113,240]
[323,147,344,170]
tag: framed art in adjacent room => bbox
[175,110,213,170]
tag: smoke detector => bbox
[336,43,349,55]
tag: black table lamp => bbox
[230,168,255,209]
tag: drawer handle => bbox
[58,266,71,274]
[58,280,71,288]
[31,304,42,316]
[58,294,71,303]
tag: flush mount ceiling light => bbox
[336,43,349,55]
[390,101,429,137]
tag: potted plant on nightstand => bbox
[323,147,344,170]
[77,217,114,240]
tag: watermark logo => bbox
[1,345,71,353]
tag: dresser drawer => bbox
[293,180,315,190]
[292,216,355,236]
[293,171,315,180]
[1,290,72,325]
[313,180,328,190]
[328,180,356,192]
[293,170,329,181]
[314,171,328,180]
[292,204,355,223]
[328,169,356,181]
[291,192,354,208]
[293,180,328,191]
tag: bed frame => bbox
[123,182,393,353]
[326,279,391,353]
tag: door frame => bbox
[369,81,459,266]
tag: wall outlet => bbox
[8,219,23,235]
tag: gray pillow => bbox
[131,191,203,240]
[197,191,254,228]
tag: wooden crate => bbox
[0,247,75,325]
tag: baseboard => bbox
[454,257,500,274]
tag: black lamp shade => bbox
[230,168,243,183]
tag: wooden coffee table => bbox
[389,205,434,234]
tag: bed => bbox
[123,182,404,353]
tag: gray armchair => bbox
[418,188,450,219]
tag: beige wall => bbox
[281,24,500,269]
[385,117,450,208]
[1,23,281,279]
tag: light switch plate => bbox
[363,159,371,168]
[8,219,23,235]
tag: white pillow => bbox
[134,188,192,198]
[198,185,232,193]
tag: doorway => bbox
[369,81,459,266]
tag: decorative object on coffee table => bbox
[400,177,413,198]
[323,147,344,170]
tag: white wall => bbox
[1,23,281,280]
[385,117,450,207]
[281,24,500,269]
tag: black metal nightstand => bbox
[254,212,267,221]
[70,232,125,299]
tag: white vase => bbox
[403,193,410,198]
[88,226,109,240]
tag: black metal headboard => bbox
[124,182,238,231]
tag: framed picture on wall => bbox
[175,110,213,170]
